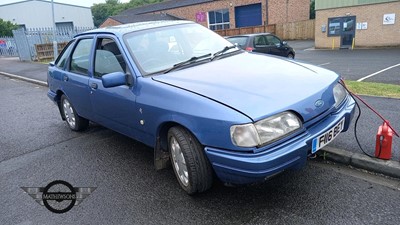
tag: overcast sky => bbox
[0,0,130,7]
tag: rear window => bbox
[226,37,248,47]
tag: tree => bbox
[310,0,315,19]
[0,19,18,36]
[91,0,164,27]
[91,1,126,27]
[126,0,163,8]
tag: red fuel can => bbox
[375,121,393,160]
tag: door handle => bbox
[90,83,98,89]
[63,75,68,81]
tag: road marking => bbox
[357,63,400,82]
[318,62,331,66]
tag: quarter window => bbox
[208,9,230,30]
[55,40,75,69]
[70,38,93,75]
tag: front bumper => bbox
[205,96,356,185]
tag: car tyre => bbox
[287,53,295,59]
[60,95,89,131]
[168,126,213,194]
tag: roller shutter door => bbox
[235,3,262,28]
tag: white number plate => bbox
[312,118,345,154]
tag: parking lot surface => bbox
[293,45,400,85]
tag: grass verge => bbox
[344,80,400,98]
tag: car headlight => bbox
[333,83,347,108]
[230,112,302,147]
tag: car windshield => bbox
[124,23,240,75]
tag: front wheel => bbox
[168,126,213,194]
[287,53,295,59]
[60,95,89,131]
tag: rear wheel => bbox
[60,95,89,131]
[168,126,213,194]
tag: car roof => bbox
[75,20,194,38]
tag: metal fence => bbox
[0,36,18,57]
[11,27,93,61]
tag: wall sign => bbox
[357,22,368,30]
[383,13,395,25]
[361,22,368,29]
[196,12,206,23]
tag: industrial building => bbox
[315,0,399,48]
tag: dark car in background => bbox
[226,33,295,59]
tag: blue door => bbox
[89,37,138,137]
[61,38,94,119]
[235,3,262,28]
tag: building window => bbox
[327,17,341,36]
[208,9,230,30]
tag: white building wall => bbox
[0,0,94,29]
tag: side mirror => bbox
[49,61,55,67]
[282,41,288,45]
[102,71,129,88]
[234,43,243,49]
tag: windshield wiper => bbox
[211,45,238,60]
[163,53,212,74]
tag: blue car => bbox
[47,21,355,194]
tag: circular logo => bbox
[314,99,324,108]
[42,180,76,214]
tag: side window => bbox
[254,36,266,46]
[55,40,75,69]
[94,38,126,78]
[70,38,93,75]
[266,35,281,46]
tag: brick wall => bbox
[145,0,309,28]
[315,1,400,48]
[267,0,310,24]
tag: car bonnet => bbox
[152,53,340,123]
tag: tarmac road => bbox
[1,76,399,224]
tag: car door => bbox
[265,35,286,57]
[60,37,94,119]
[88,36,138,136]
[252,35,269,54]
